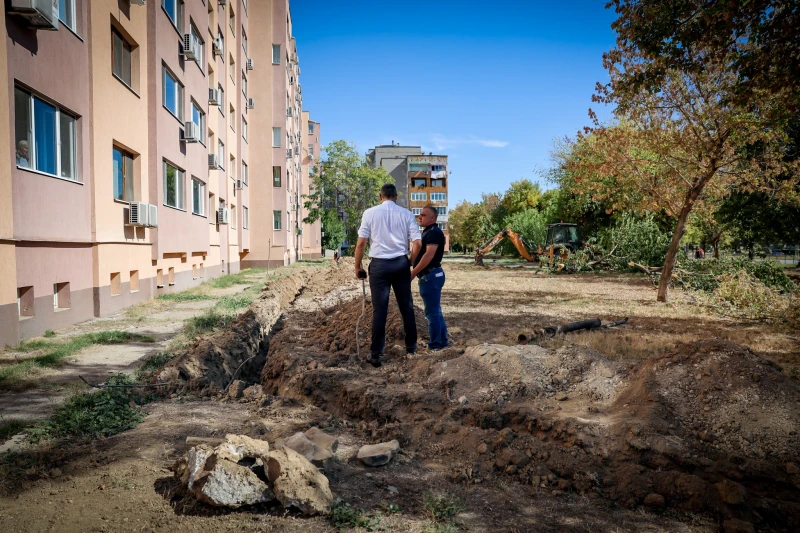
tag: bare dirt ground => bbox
[2,260,799,532]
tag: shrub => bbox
[603,213,672,270]
[330,499,384,531]
[681,258,794,293]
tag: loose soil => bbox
[3,260,799,532]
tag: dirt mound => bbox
[289,296,428,356]
[261,300,800,530]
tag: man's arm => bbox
[411,244,437,279]
[354,237,369,278]
[409,238,422,264]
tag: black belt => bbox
[420,265,442,276]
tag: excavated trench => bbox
[152,262,800,531]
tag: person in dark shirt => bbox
[411,205,449,350]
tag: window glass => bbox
[34,98,57,175]
[242,117,248,141]
[59,113,76,180]
[431,192,446,201]
[218,141,225,169]
[112,29,132,86]
[113,147,134,201]
[308,144,314,157]
[273,166,281,187]
[242,162,248,184]
[243,206,248,229]
[59,0,75,30]
[412,208,422,215]
[308,123,314,134]
[272,127,281,147]
[191,102,205,142]
[192,178,205,215]
[273,210,282,229]
[242,29,248,55]
[163,67,183,119]
[436,207,447,216]
[164,161,184,209]
[14,88,31,169]
[162,0,182,29]
[191,24,204,67]
[272,44,280,64]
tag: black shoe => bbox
[366,354,383,368]
[406,346,417,355]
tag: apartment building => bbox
[0,0,320,347]
[408,154,450,251]
[301,113,322,258]
[366,143,423,208]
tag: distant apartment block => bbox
[367,144,450,250]
[0,0,320,347]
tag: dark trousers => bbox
[368,256,417,357]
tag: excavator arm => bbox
[474,228,536,266]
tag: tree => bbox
[320,208,346,251]
[303,140,391,246]
[573,48,797,301]
[447,200,473,253]
[497,180,543,219]
[504,208,547,252]
[608,0,800,111]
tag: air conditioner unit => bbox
[208,154,220,169]
[236,179,243,190]
[247,98,255,109]
[182,121,200,143]
[286,149,292,158]
[289,77,295,85]
[217,207,229,225]
[287,108,293,117]
[212,38,223,57]
[246,58,254,71]
[208,88,220,106]
[8,0,59,30]
[130,0,146,5]
[294,147,300,156]
[182,34,198,60]
[128,202,149,227]
[147,204,158,227]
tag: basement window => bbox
[110,273,121,296]
[54,282,71,310]
[18,286,34,318]
[157,269,164,288]
[168,267,175,286]
[130,270,139,292]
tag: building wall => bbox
[367,145,423,207]
[408,155,450,252]
[301,113,321,257]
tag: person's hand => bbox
[355,269,367,280]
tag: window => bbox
[229,54,235,81]
[157,269,163,288]
[229,104,235,130]
[413,179,426,188]
[54,282,70,310]
[217,29,224,55]
[200,263,205,278]
[432,165,445,171]
[272,127,281,147]
[242,117,248,141]
[308,144,314,158]
[217,141,225,169]
[113,146,134,201]
[14,87,78,181]
[308,123,314,134]
[163,66,183,120]
[412,208,422,215]
[231,205,236,229]
[431,192,447,201]
[110,272,121,296]
[18,286,34,318]
[192,178,206,215]
[130,271,140,292]
[241,72,247,96]
[242,29,248,55]
[168,267,175,286]
[272,44,281,64]
[59,0,75,30]
[436,206,447,216]
[191,102,205,143]
[243,206,249,229]
[230,155,235,180]
[112,28,132,87]
[431,179,445,187]
[192,264,197,279]
[163,160,185,209]
[190,23,204,69]
[438,222,448,231]
[411,192,427,201]
[273,166,281,187]
[273,210,282,230]
[229,5,235,31]
[162,0,183,31]
[242,161,248,185]
[217,83,224,111]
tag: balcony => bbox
[411,179,427,188]
[408,171,430,179]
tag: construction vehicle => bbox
[473,223,581,267]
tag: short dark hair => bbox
[380,183,398,199]
[423,205,438,220]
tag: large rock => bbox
[275,432,333,468]
[716,479,747,505]
[191,455,273,507]
[266,447,333,515]
[182,444,214,489]
[357,440,400,467]
[216,434,270,462]
[305,427,339,453]
[228,380,247,399]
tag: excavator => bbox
[474,223,581,267]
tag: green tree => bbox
[447,200,473,253]
[303,140,391,245]
[503,208,547,254]
[320,208,346,251]
[497,180,543,219]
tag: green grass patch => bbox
[215,285,259,312]
[136,351,178,376]
[156,291,214,302]
[330,499,386,531]
[0,331,155,388]
[0,420,27,441]
[424,491,465,532]
[183,309,234,338]
[27,374,149,443]
[43,330,56,338]
[208,268,266,288]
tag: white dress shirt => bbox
[357,200,422,258]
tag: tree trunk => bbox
[712,234,721,259]
[657,172,715,302]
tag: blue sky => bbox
[291,0,618,204]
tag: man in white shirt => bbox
[354,184,422,367]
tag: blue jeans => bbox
[418,267,448,350]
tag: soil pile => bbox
[261,300,800,530]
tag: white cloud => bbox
[430,134,509,150]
